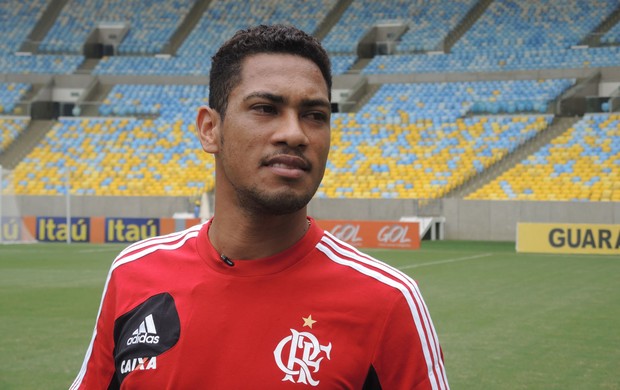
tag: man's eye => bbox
[253,105,277,114]
[306,112,328,122]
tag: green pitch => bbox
[1,241,618,389]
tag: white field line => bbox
[78,248,121,253]
[398,253,494,270]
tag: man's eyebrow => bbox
[243,91,284,104]
[244,91,331,110]
[300,98,332,111]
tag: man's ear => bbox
[196,106,221,154]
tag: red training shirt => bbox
[70,218,449,389]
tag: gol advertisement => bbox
[517,222,620,255]
[317,220,420,249]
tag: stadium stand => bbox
[0,54,84,74]
[0,81,30,159]
[330,54,358,75]
[357,79,575,119]
[94,0,338,76]
[0,83,31,115]
[12,116,212,196]
[322,112,553,199]
[317,80,566,199]
[39,0,197,54]
[365,0,620,74]
[0,80,31,166]
[176,0,337,56]
[467,113,620,201]
[0,118,30,155]
[11,84,212,196]
[363,46,620,75]
[7,77,570,197]
[1,0,619,204]
[395,0,479,53]
[602,19,620,44]
[0,0,83,74]
[0,0,49,54]
[98,84,209,117]
[321,0,478,54]
[452,0,618,51]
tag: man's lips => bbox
[261,154,311,179]
[263,154,310,171]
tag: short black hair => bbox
[209,24,332,119]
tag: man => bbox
[70,25,449,389]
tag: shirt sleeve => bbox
[370,287,449,390]
[69,272,119,389]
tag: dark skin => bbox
[196,53,331,260]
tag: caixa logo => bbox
[377,225,411,244]
[330,224,362,244]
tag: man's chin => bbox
[237,188,314,216]
[259,193,312,215]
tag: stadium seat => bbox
[467,113,620,201]
[453,0,618,51]
[601,19,620,44]
[322,0,478,54]
[0,0,49,54]
[318,81,557,199]
[0,117,30,154]
[0,82,31,114]
[2,0,618,205]
[95,0,339,76]
[11,84,213,196]
[40,0,196,55]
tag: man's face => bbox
[198,53,331,215]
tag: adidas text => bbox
[127,333,160,345]
[120,356,157,374]
[127,314,159,345]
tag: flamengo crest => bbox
[273,328,332,386]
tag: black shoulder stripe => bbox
[111,293,181,386]
[362,364,382,390]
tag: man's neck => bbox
[207,209,309,260]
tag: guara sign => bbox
[317,220,420,249]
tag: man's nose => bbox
[272,111,309,148]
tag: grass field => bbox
[1,241,619,389]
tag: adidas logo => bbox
[126,314,160,345]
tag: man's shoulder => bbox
[315,232,416,292]
[110,223,205,271]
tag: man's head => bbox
[209,24,332,119]
[197,25,332,217]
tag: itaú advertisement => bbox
[106,218,159,243]
[517,222,620,255]
[36,217,91,243]
[21,216,201,243]
[1,217,27,242]
[317,220,420,249]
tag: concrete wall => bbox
[442,199,620,241]
[309,198,620,241]
[4,64,619,86]
[13,195,192,219]
[366,66,620,84]
[10,195,620,241]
